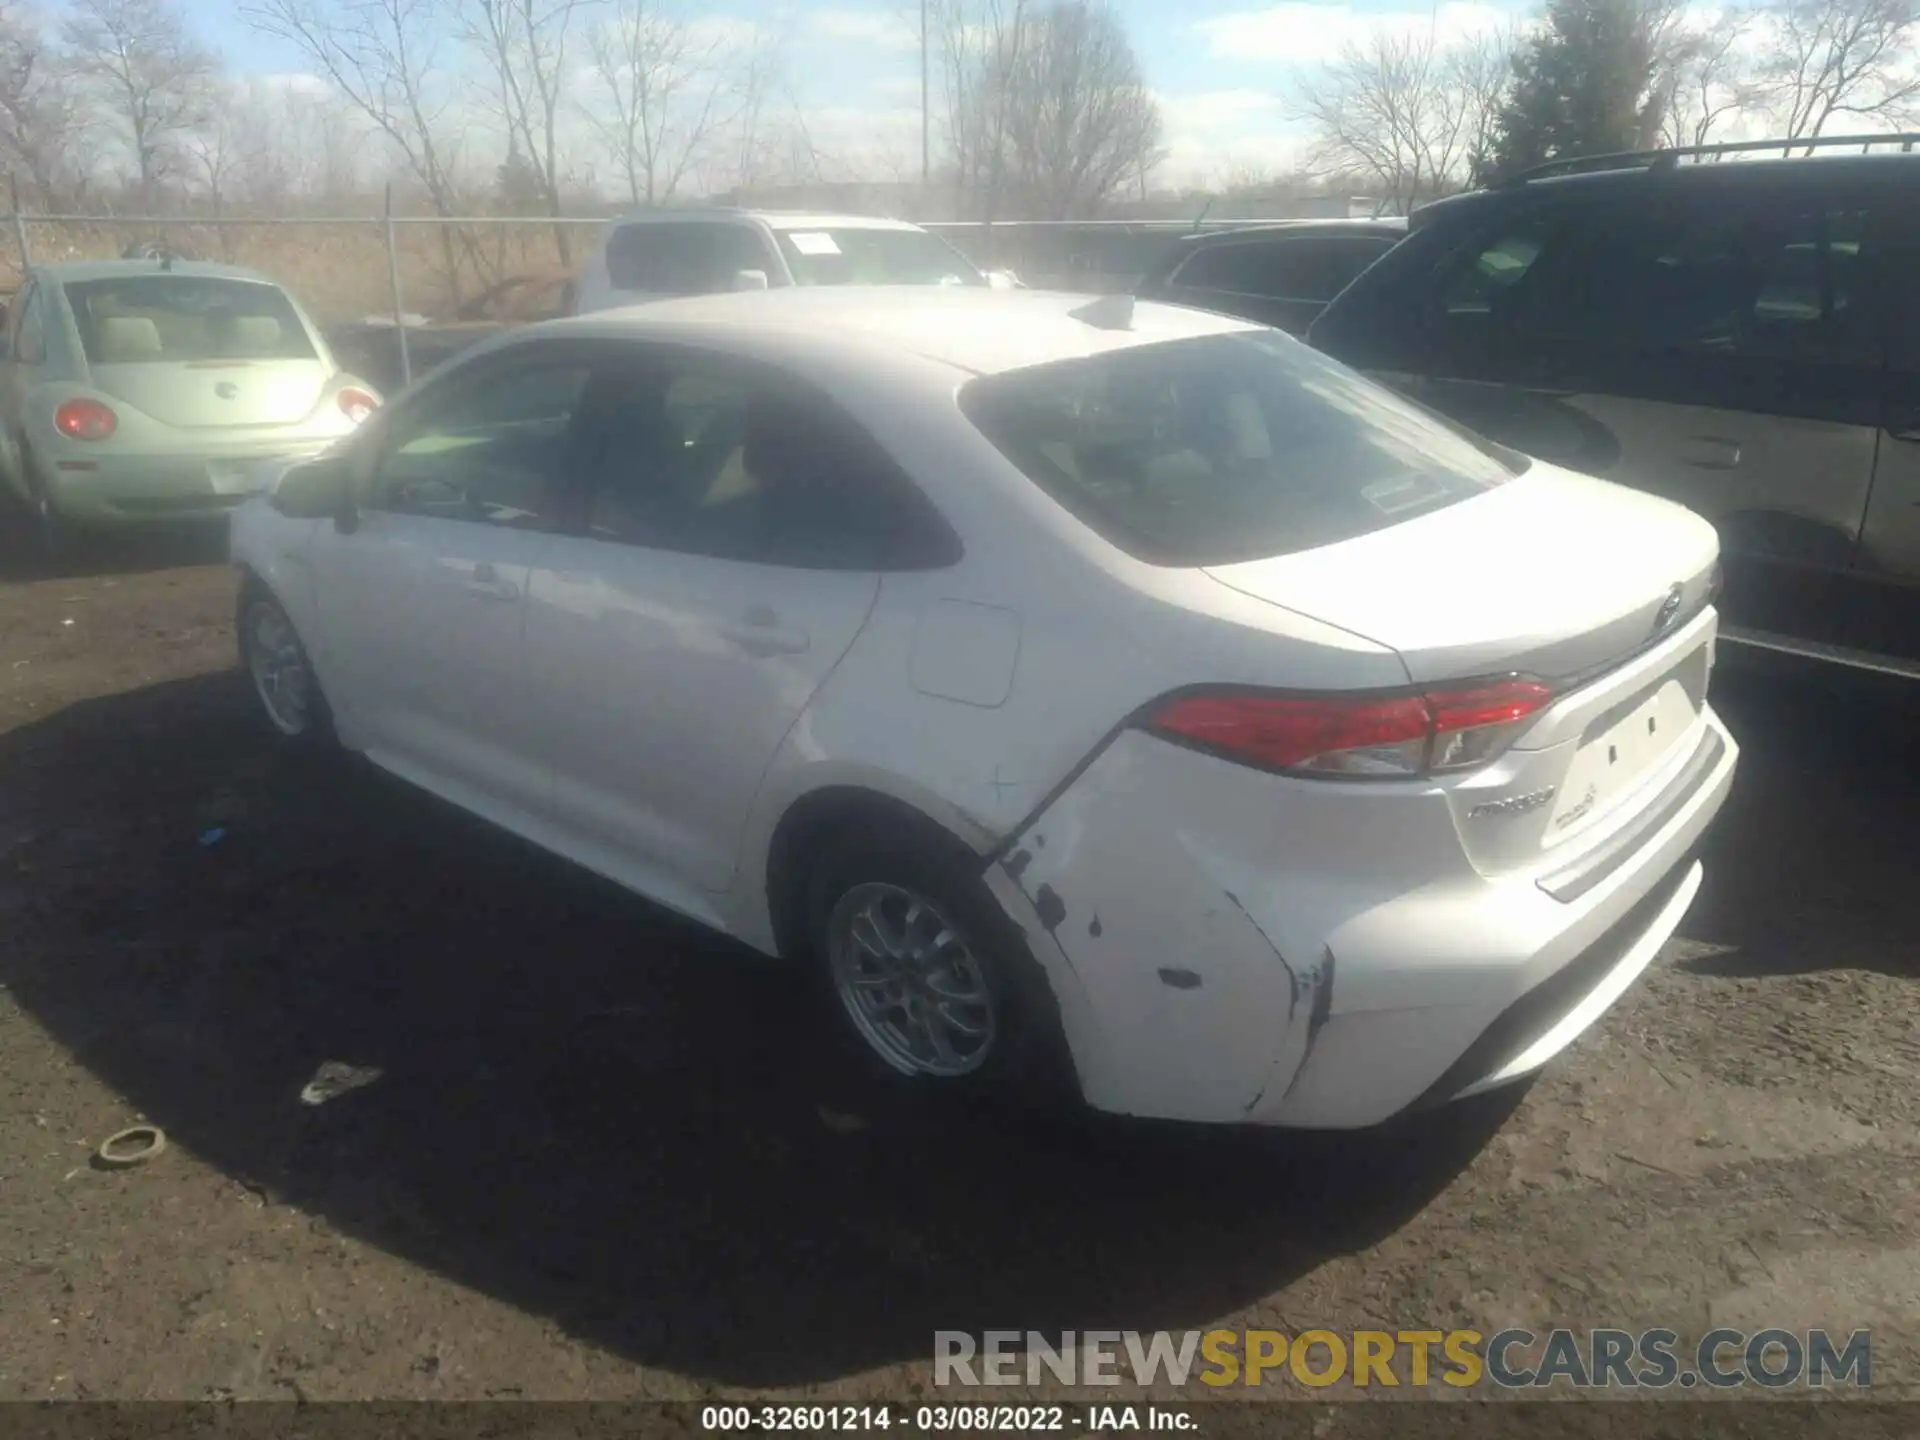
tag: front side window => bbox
[63,276,316,365]
[578,354,958,570]
[961,330,1518,566]
[12,281,44,365]
[371,359,589,529]
[774,227,984,287]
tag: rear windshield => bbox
[775,228,985,287]
[65,276,316,365]
[959,330,1519,566]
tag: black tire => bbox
[236,579,337,747]
[803,823,1076,1109]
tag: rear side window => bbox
[605,223,772,294]
[773,227,984,287]
[960,331,1518,566]
[577,352,961,571]
[65,276,315,364]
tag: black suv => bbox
[1135,218,1407,335]
[1309,136,1920,678]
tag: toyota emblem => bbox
[1650,582,1685,637]
[214,381,239,400]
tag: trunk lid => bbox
[1205,464,1720,686]
[85,359,332,430]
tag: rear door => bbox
[525,347,956,902]
[1336,187,1887,652]
[1845,193,1920,672]
[1157,233,1398,333]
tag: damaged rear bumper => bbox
[990,711,1737,1129]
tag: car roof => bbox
[610,209,927,233]
[31,258,281,285]
[1416,150,1920,226]
[541,285,1261,377]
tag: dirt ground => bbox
[1,526,1917,1409]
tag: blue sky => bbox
[192,0,1532,185]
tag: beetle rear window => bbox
[65,276,316,365]
[959,330,1521,566]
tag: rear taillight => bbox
[337,387,378,424]
[54,398,117,441]
[1147,677,1555,779]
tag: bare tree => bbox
[1000,0,1163,218]
[1296,22,1515,215]
[182,82,255,214]
[62,0,217,211]
[585,1,732,205]
[930,0,1032,227]
[0,3,89,206]
[464,0,595,260]
[243,0,474,301]
[1657,15,1762,147]
[1758,0,1919,139]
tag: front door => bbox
[306,347,595,823]
[525,349,955,906]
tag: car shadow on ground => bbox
[0,668,1528,1387]
[1675,660,1920,981]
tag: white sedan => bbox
[230,286,1738,1129]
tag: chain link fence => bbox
[0,196,1280,392]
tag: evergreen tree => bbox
[496,144,544,214]
[1473,0,1674,184]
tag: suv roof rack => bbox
[1502,131,1920,186]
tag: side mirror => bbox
[731,268,770,292]
[271,456,352,522]
[985,269,1024,290]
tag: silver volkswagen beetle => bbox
[0,257,381,556]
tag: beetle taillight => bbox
[1146,678,1556,779]
[338,387,378,424]
[54,399,117,441]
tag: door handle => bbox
[722,606,809,658]
[463,562,520,602]
[1680,436,1743,471]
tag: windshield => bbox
[959,330,1521,566]
[65,275,317,365]
[775,228,985,287]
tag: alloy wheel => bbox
[243,598,313,737]
[826,881,998,1078]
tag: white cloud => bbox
[1156,88,1288,133]
[809,8,918,52]
[1197,1,1514,65]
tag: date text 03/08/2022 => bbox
[700,1405,1190,1432]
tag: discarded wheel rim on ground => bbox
[96,1125,167,1168]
